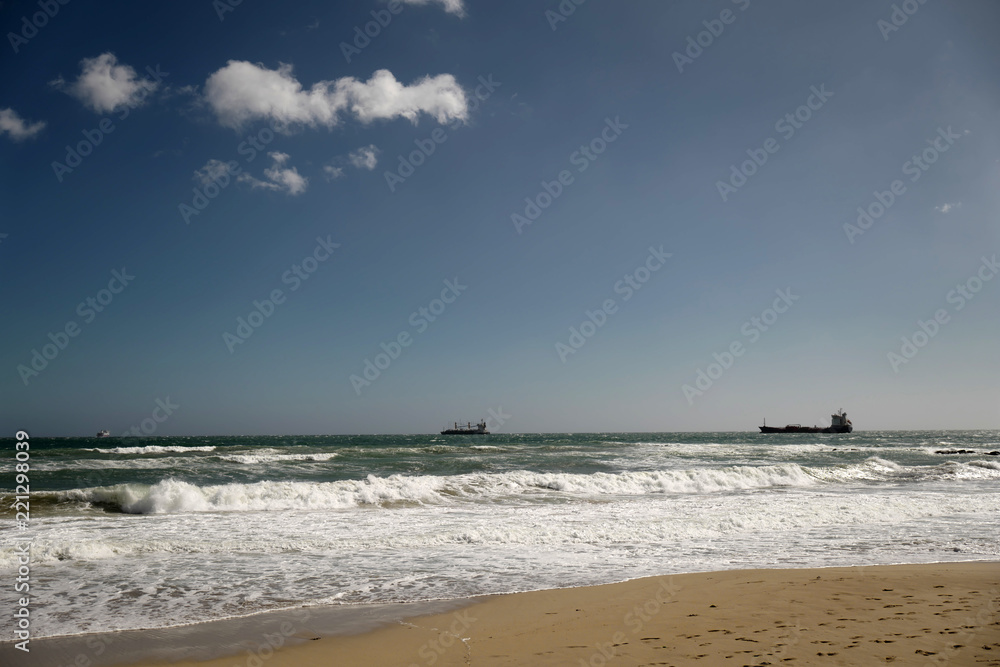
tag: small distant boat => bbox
[441,420,490,435]
[759,409,852,434]
[96,429,111,438]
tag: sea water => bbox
[1,430,998,639]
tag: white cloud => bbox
[399,0,465,16]
[193,159,234,185]
[348,144,380,170]
[0,108,45,141]
[238,152,308,195]
[55,53,159,113]
[935,202,961,214]
[324,144,381,182]
[204,62,467,129]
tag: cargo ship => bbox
[759,410,852,434]
[441,420,489,435]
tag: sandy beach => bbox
[61,561,988,667]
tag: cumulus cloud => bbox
[348,144,380,170]
[238,152,308,195]
[54,53,159,113]
[400,0,465,16]
[0,108,45,141]
[935,202,961,214]
[323,165,345,181]
[204,62,467,129]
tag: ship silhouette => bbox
[441,420,489,435]
[759,409,852,434]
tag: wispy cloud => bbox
[194,159,234,186]
[324,144,381,181]
[0,108,45,141]
[399,0,466,16]
[238,152,308,195]
[204,62,467,130]
[935,202,961,214]
[52,53,159,114]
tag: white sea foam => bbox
[216,450,339,464]
[8,480,1000,639]
[87,445,217,454]
[16,434,1000,640]
[13,457,202,472]
[50,458,999,515]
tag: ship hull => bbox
[440,429,490,435]
[758,425,852,434]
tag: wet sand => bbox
[19,561,1000,667]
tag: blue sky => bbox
[1,0,998,435]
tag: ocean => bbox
[2,430,999,640]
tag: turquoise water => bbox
[2,430,998,638]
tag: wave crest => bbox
[47,458,1000,516]
[87,445,217,455]
[55,463,815,515]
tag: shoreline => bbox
[9,561,999,667]
[4,598,481,667]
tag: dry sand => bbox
[125,561,1000,666]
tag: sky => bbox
[1,0,998,436]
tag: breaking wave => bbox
[215,450,339,464]
[86,445,218,455]
[45,458,1000,515]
